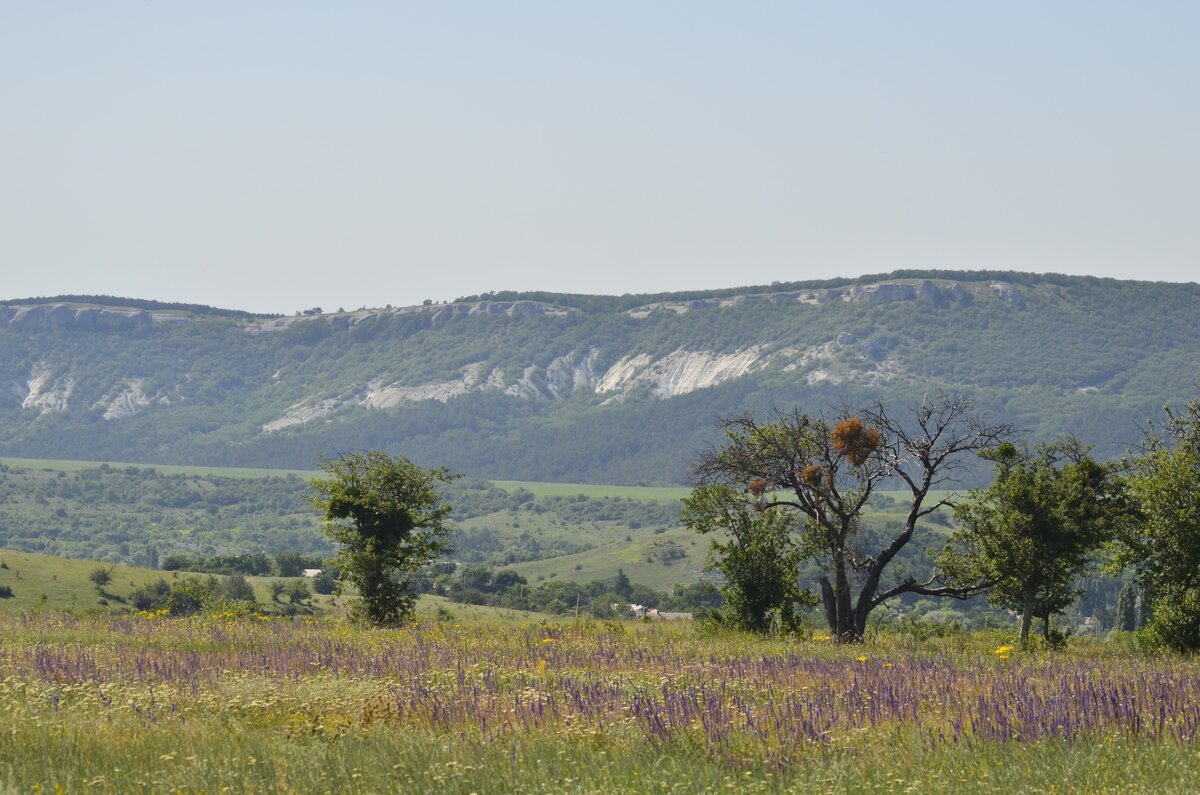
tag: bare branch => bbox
[871,573,991,609]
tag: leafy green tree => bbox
[310,451,455,626]
[164,578,210,616]
[311,571,337,595]
[491,570,527,593]
[88,567,112,591]
[269,580,286,603]
[939,439,1124,644]
[588,590,625,618]
[690,395,1008,641]
[275,551,305,578]
[284,579,312,605]
[213,574,257,605]
[456,564,493,592]
[614,568,632,599]
[1118,401,1200,651]
[129,579,171,611]
[682,483,814,633]
[1116,581,1138,632]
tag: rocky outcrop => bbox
[262,398,345,433]
[988,281,1026,307]
[618,278,1008,316]
[430,300,577,327]
[96,378,152,420]
[0,304,157,330]
[836,280,972,307]
[19,363,74,413]
[625,297,739,318]
[596,349,762,399]
[595,354,654,393]
[361,363,494,408]
[249,300,579,334]
[260,345,770,432]
[503,366,545,400]
[544,349,600,398]
[859,339,886,361]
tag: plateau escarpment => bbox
[0,271,1196,482]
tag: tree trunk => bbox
[853,607,869,642]
[819,577,837,633]
[850,481,929,644]
[1019,584,1036,645]
[833,548,855,642]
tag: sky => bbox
[1,2,1197,314]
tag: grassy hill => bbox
[0,548,552,624]
[0,548,171,612]
[0,547,338,614]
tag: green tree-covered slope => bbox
[1,271,1196,483]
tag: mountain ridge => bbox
[1,270,1196,484]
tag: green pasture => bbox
[0,455,318,480]
[507,526,707,591]
[0,548,172,612]
[0,548,561,624]
[0,548,340,614]
[0,457,694,499]
[491,479,692,502]
[0,455,963,510]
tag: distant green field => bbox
[507,525,707,591]
[0,548,567,630]
[0,457,694,499]
[414,593,561,624]
[477,480,692,502]
[0,456,959,506]
[0,456,318,480]
[0,548,171,612]
[0,548,339,613]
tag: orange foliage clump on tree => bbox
[747,478,768,496]
[800,464,824,489]
[830,417,883,467]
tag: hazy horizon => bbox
[3,3,1197,314]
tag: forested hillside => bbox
[1,270,1197,483]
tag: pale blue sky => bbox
[2,2,1197,313]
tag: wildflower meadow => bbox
[2,611,1199,793]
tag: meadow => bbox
[2,610,1198,794]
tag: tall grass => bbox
[0,613,1195,793]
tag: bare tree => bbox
[689,393,1010,641]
